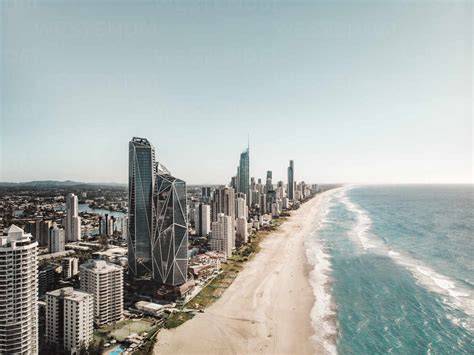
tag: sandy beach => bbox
[155,190,335,355]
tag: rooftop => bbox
[47,287,91,302]
[80,259,122,272]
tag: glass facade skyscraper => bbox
[128,137,155,277]
[152,164,188,286]
[288,160,294,200]
[238,148,250,206]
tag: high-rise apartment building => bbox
[288,160,295,200]
[251,189,261,209]
[201,187,212,204]
[48,223,65,253]
[235,197,246,219]
[195,203,211,237]
[121,216,129,240]
[210,213,235,258]
[236,217,249,245]
[211,186,235,222]
[0,225,38,354]
[128,137,156,277]
[65,193,81,242]
[25,219,52,247]
[238,148,250,206]
[61,257,79,279]
[260,194,267,214]
[39,264,60,296]
[80,260,123,326]
[45,287,93,353]
[152,164,188,286]
[266,170,272,180]
[265,170,273,193]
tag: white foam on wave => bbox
[339,188,375,250]
[305,189,342,355]
[391,255,474,330]
[340,189,474,331]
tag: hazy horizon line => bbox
[0,180,472,186]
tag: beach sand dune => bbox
[155,192,330,355]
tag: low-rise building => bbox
[135,301,164,317]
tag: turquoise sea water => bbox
[312,185,473,354]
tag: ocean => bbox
[306,185,474,354]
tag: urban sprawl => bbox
[0,137,331,355]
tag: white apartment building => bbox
[235,197,247,219]
[80,260,123,326]
[45,287,93,353]
[61,257,79,279]
[66,193,81,241]
[0,225,38,354]
[236,216,249,245]
[48,223,65,253]
[210,213,235,258]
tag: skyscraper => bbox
[266,170,272,180]
[45,287,94,353]
[288,160,294,200]
[152,163,188,286]
[65,193,81,241]
[211,186,236,222]
[201,187,212,204]
[265,170,273,193]
[0,225,38,354]
[128,137,156,277]
[238,148,250,206]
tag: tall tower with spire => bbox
[238,144,250,207]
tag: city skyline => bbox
[1,1,472,184]
[0,1,471,354]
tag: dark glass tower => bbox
[152,163,188,286]
[128,137,155,277]
[288,160,294,200]
[238,148,250,206]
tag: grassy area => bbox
[111,319,154,341]
[95,318,155,342]
[164,312,195,329]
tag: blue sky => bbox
[1,0,472,184]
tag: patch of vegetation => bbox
[164,312,195,329]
